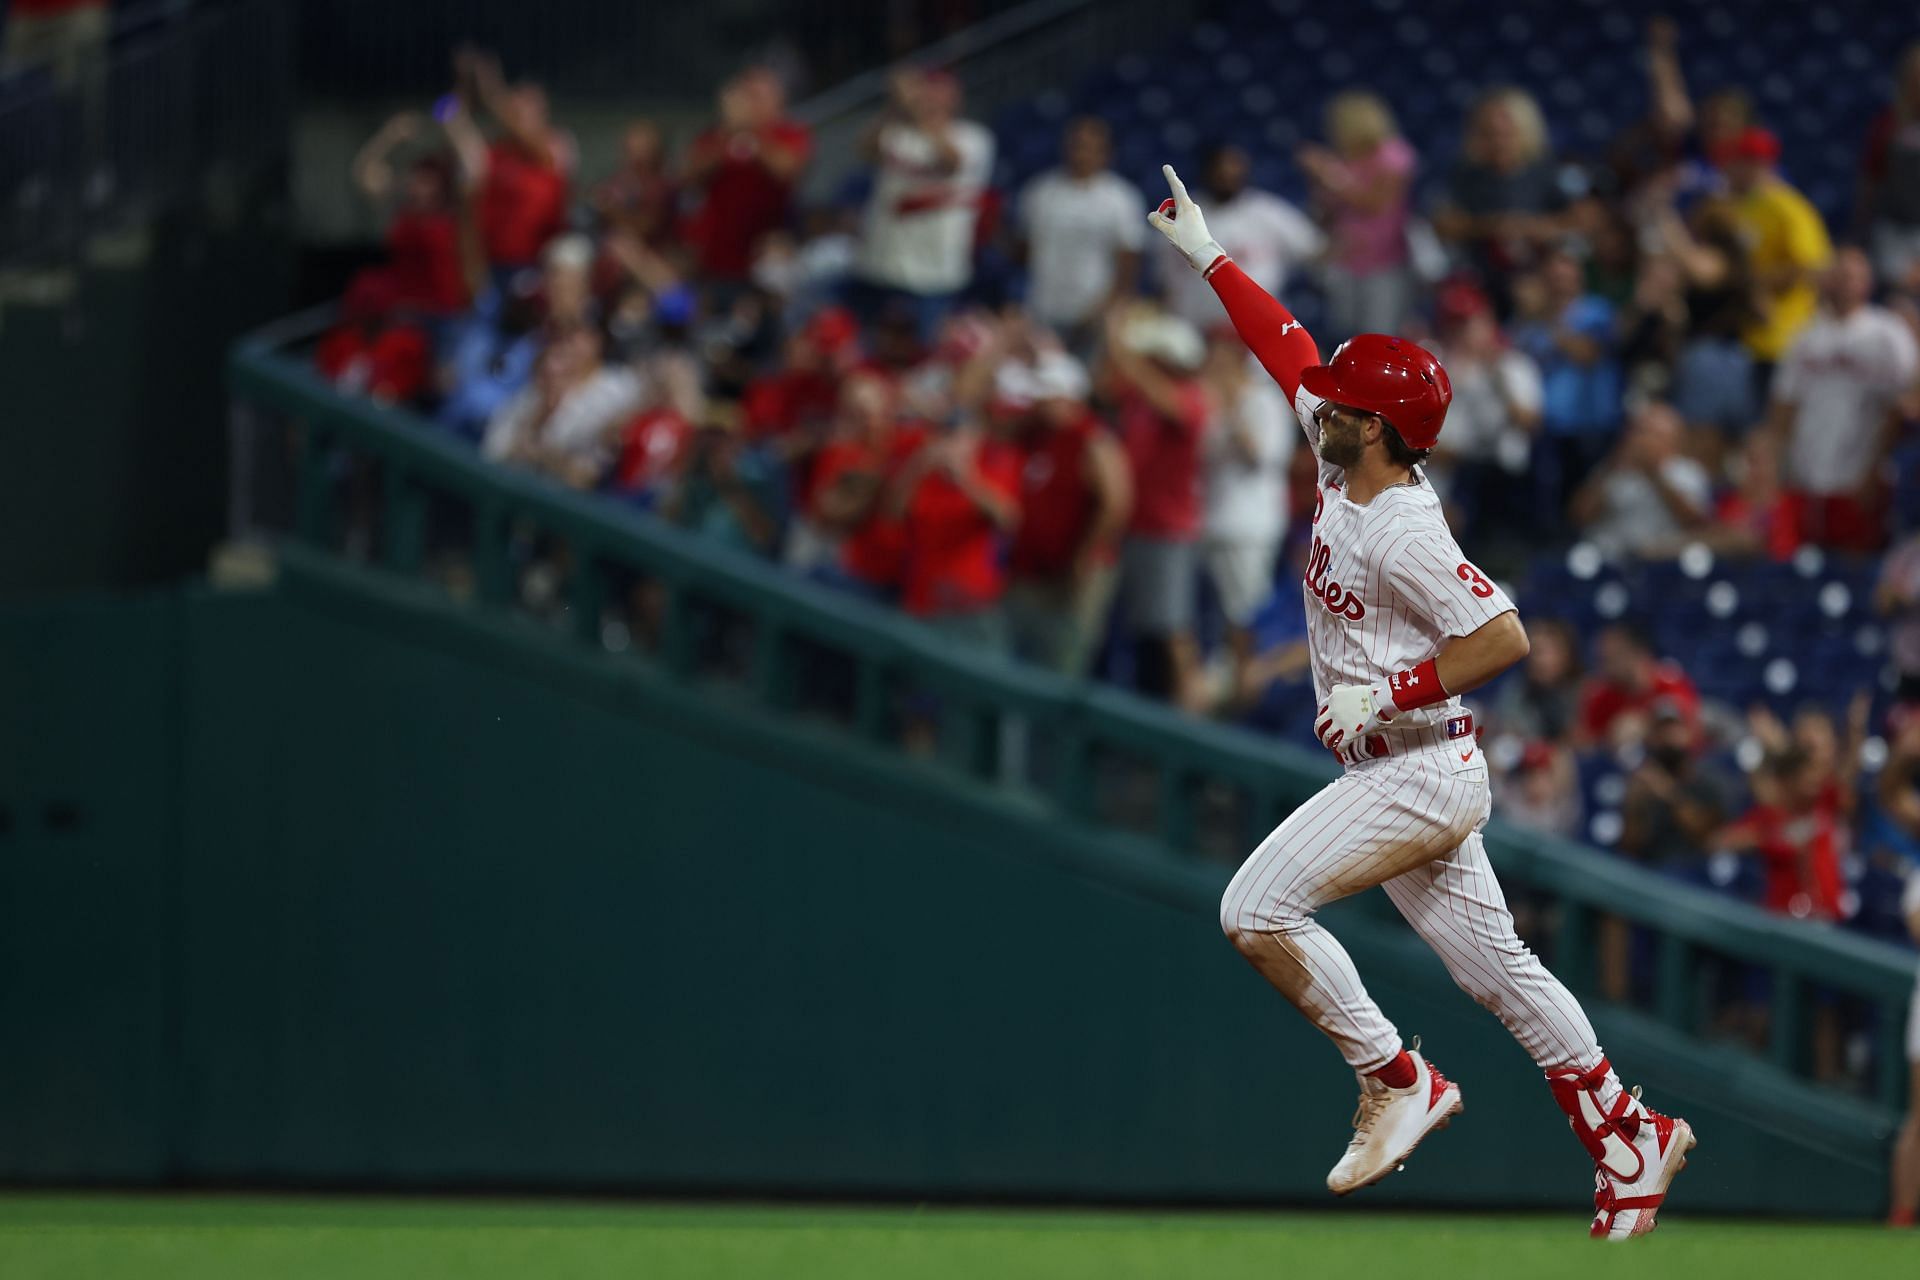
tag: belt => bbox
[1335,710,1476,767]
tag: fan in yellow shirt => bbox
[1721,126,1833,364]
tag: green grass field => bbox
[0,1197,1910,1280]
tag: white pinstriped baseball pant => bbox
[1221,750,1602,1075]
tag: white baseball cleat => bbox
[1326,1040,1464,1195]
[1548,1059,1697,1240]
[1584,1088,1696,1240]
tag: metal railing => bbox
[0,0,292,267]
[226,325,1918,1114]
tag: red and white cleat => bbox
[1326,1039,1464,1195]
[1550,1060,1697,1240]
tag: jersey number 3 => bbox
[1457,562,1495,599]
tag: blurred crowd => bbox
[316,26,1920,1037]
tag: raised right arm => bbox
[1207,259,1321,407]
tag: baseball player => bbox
[1149,165,1696,1240]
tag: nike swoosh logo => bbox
[1460,751,1473,762]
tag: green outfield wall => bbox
[0,551,1901,1215]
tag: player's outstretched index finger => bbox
[1162,163,1190,205]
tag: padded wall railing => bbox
[227,332,1918,1113]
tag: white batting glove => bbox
[1316,682,1396,751]
[1147,164,1227,276]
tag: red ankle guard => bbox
[1546,1058,1645,1182]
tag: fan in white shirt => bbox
[483,327,642,489]
[1159,144,1324,330]
[1763,248,1920,501]
[856,68,995,299]
[1017,117,1148,334]
[1199,330,1294,707]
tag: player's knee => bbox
[1219,886,1298,948]
[1219,888,1258,947]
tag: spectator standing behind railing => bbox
[1422,279,1541,541]
[1719,126,1831,386]
[1610,17,1758,212]
[684,68,812,288]
[1100,305,1211,712]
[350,115,469,317]
[1157,143,1322,333]
[998,352,1132,679]
[1509,246,1625,531]
[481,324,641,491]
[1703,433,1802,562]
[783,369,903,579]
[1636,195,1757,471]
[1430,87,1577,312]
[853,67,995,343]
[1620,699,1732,880]
[1718,746,1849,925]
[1858,44,1920,295]
[884,416,1022,649]
[451,50,575,280]
[1609,700,1734,1003]
[1576,621,1702,753]
[1198,327,1292,711]
[1758,248,1919,553]
[608,353,703,511]
[660,402,787,555]
[1747,697,1870,826]
[313,275,431,406]
[437,234,599,443]
[1567,401,1712,560]
[1015,117,1147,357]
[1296,91,1418,341]
[591,120,678,252]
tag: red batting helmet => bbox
[1300,333,1452,450]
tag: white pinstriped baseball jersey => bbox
[1291,385,1515,762]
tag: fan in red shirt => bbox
[1745,695,1872,822]
[742,307,860,444]
[1099,305,1212,709]
[350,115,472,315]
[1577,622,1703,751]
[313,275,432,405]
[456,51,573,273]
[685,68,813,283]
[1707,434,1802,561]
[886,423,1022,637]
[610,354,707,508]
[1719,746,1849,920]
[592,119,679,251]
[997,350,1132,677]
[788,370,927,595]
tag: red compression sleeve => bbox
[1207,259,1322,404]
